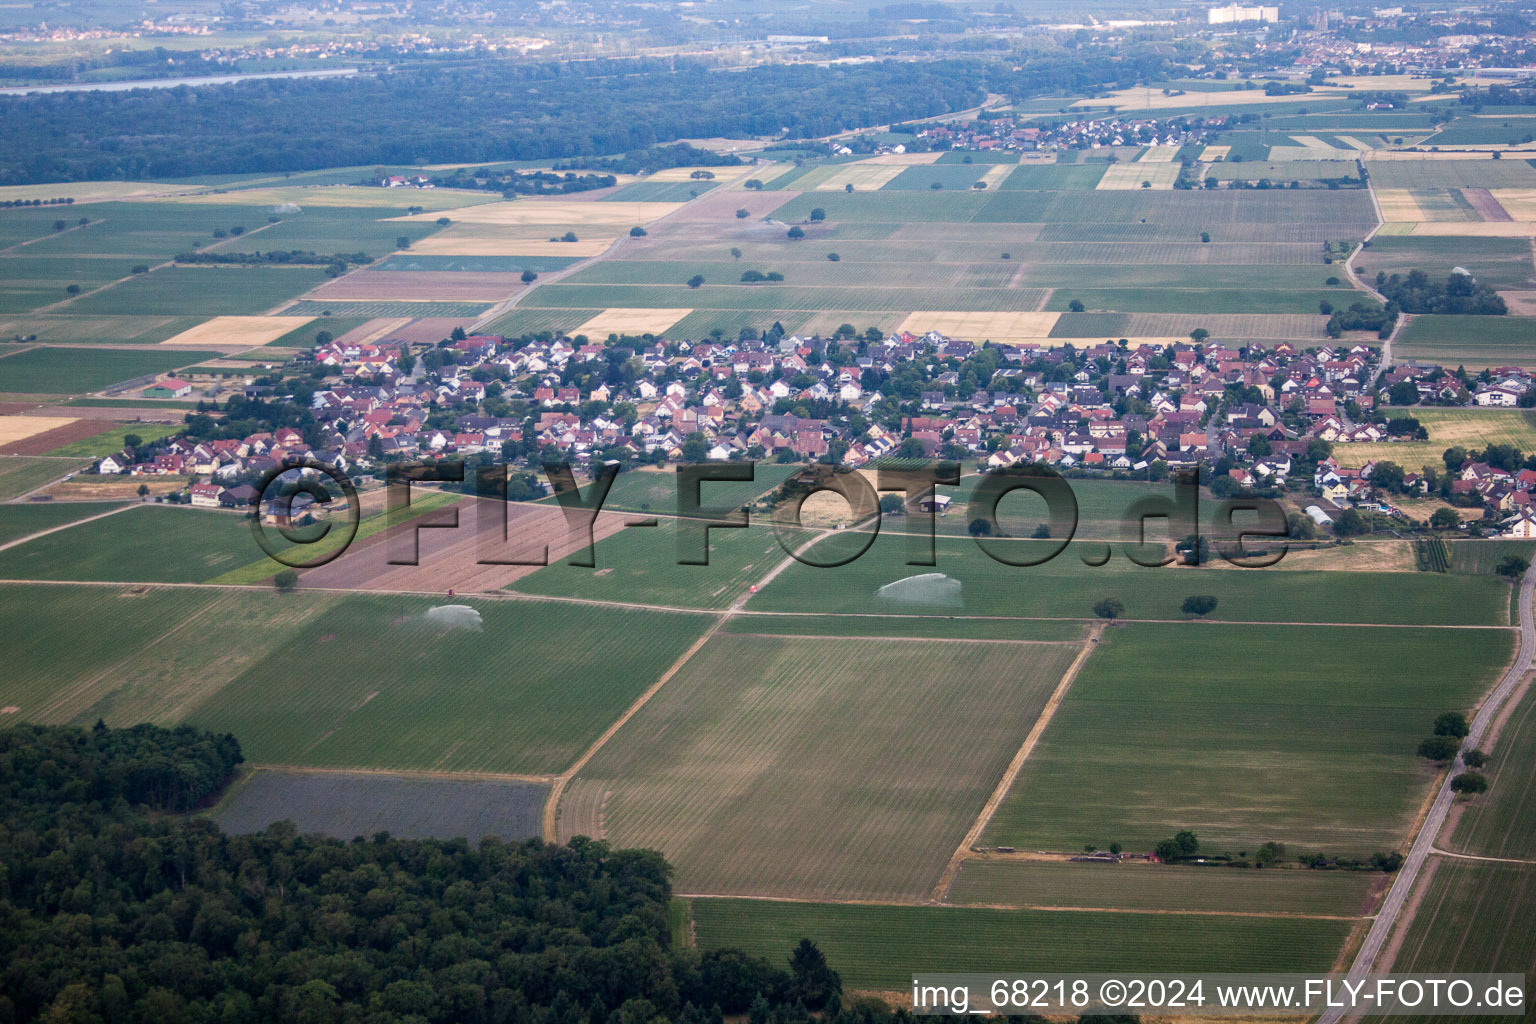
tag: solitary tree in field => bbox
[1093,598,1124,620]
[809,208,826,222]
[521,270,538,283]
[730,247,742,260]
[136,483,149,498]
[65,284,81,296]
[1068,299,1085,312]
[273,569,300,592]
[968,517,992,537]
[629,226,647,237]
[1497,555,1530,579]
[1182,595,1218,617]
[735,208,749,219]
[787,226,805,240]
[845,183,855,193]
[687,275,705,289]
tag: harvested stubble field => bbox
[982,622,1514,858]
[560,633,1082,900]
[948,860,1380,916]
[1332,408,1536,467]
[186,594,710,775]
[214,769,548,841]
[689,899,1351,990]
[157,315,315,348]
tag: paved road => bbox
[1317,563,1535,1024]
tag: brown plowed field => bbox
[304,271,527,302]
[300,499,627,593]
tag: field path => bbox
[540,526,834,841]
[1428,846,1536,866]
[928,621,1106,902]
[1345,176,1399,388]
[1317,562,1535,1024]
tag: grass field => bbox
[597,463,800,517]
[0,314,208,346]
[690,899,1352,990]
[982,622,1513,857]
[0,457,80,499]
[42,422,180,457]
[0,345,221,393]
[1333,408,1536,468]
[1450,539,1536,576]
[186,595,709,774]
[1368,160,1536,189]
[562,633,1081,900]
[213,768,547,841]
[747,532,1511,626]
[1393,315,1536,369]
[283,300,494,318]
[948,860,1380,916]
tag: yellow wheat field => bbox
[1097,162,1180,190]
[1376,190,1427,222]
[898,310,1061,341]
[159,315,314,347]
[0,416,81,446]
[576,308,693,337]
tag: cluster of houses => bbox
[915,113,1216,153]
[98,322,1536,535]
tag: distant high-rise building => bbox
[1207,4,1280,24]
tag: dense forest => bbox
[0,723,1008,1024]
[0,58,991,184]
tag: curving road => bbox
[1316,562,1535,1024]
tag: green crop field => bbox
[1361,235,1536,292]
[564,633,1081,900]
[601,180,719,202]
[1394,315,1536,370]
[1446,675,1536,860]
[510,519,808,608]
[0,583,341,726]
[1368,160,1536,189]
[1205,160,1360,181]
[1380,859,1536,1010]
[937,150,1020,165]
[747,532,1510,626]
[723,613,1087,641]
[0,504,262,582]
[948,860,1380,916]
[1450,539,1536,576]
[880,165,996,191]
[187,595,709,774]
[982,622,1513,857]
[689,899,1351,990]
[375,254,582,273]
[0,255,149,315]
[66,265,329,316]
[0,313,208,346]
[597,463,800,517]
[0,500,125,547]
[0,457,80,499]
[0,345,220,393]
[998,164,1107,189]
[1045,286,1351,314]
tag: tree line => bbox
[0,59,991,185]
